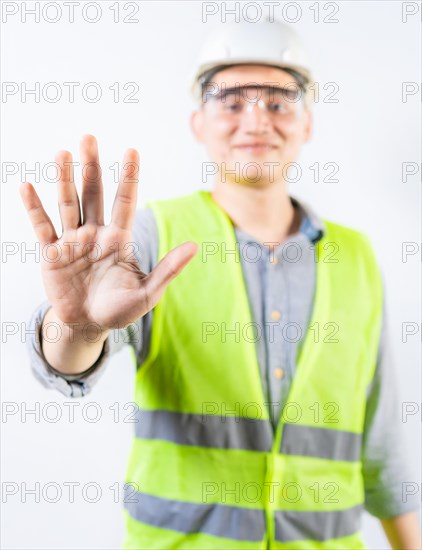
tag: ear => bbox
[190,109,205,143]
[303,109,313,143]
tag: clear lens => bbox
[203,85,304,117]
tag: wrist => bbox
[42,308,111,347]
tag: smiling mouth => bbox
[234,144,278,151]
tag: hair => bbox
[200,64,308,92]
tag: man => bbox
[21,19,421,549]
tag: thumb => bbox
[142,241,199,309]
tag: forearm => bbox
[381,511,422,550]
[41,308,110,376]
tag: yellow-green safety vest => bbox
[121,190,383,549]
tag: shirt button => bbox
[271,310,281,321]
[274,368,285,379]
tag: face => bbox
[191,64,312,188]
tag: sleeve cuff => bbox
[364,482,422,519]
[27,301,112,398]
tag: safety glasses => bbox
[202,84,305,118]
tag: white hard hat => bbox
[190,19,313,104]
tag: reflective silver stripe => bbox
[280,423,362,462]
[135,408,273,452]
[274,504,363,542]
[124,488,266,542]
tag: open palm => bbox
[20,135,198,332]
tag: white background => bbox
[1,1,421,548]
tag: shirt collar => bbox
[290,195,325,244]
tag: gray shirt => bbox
[27,194,420,520]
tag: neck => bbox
[211,179,300,248]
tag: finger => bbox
[56,150,81,231]
[111,148,140,231]
[20,182,58,246]
[142,241,199,309]
[80,134,104,225]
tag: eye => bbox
[224,102,242,112]
[268,101,287,113]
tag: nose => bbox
[240,99,272,133]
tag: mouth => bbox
[233,144,278,153]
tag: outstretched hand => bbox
[20,135,198,331]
